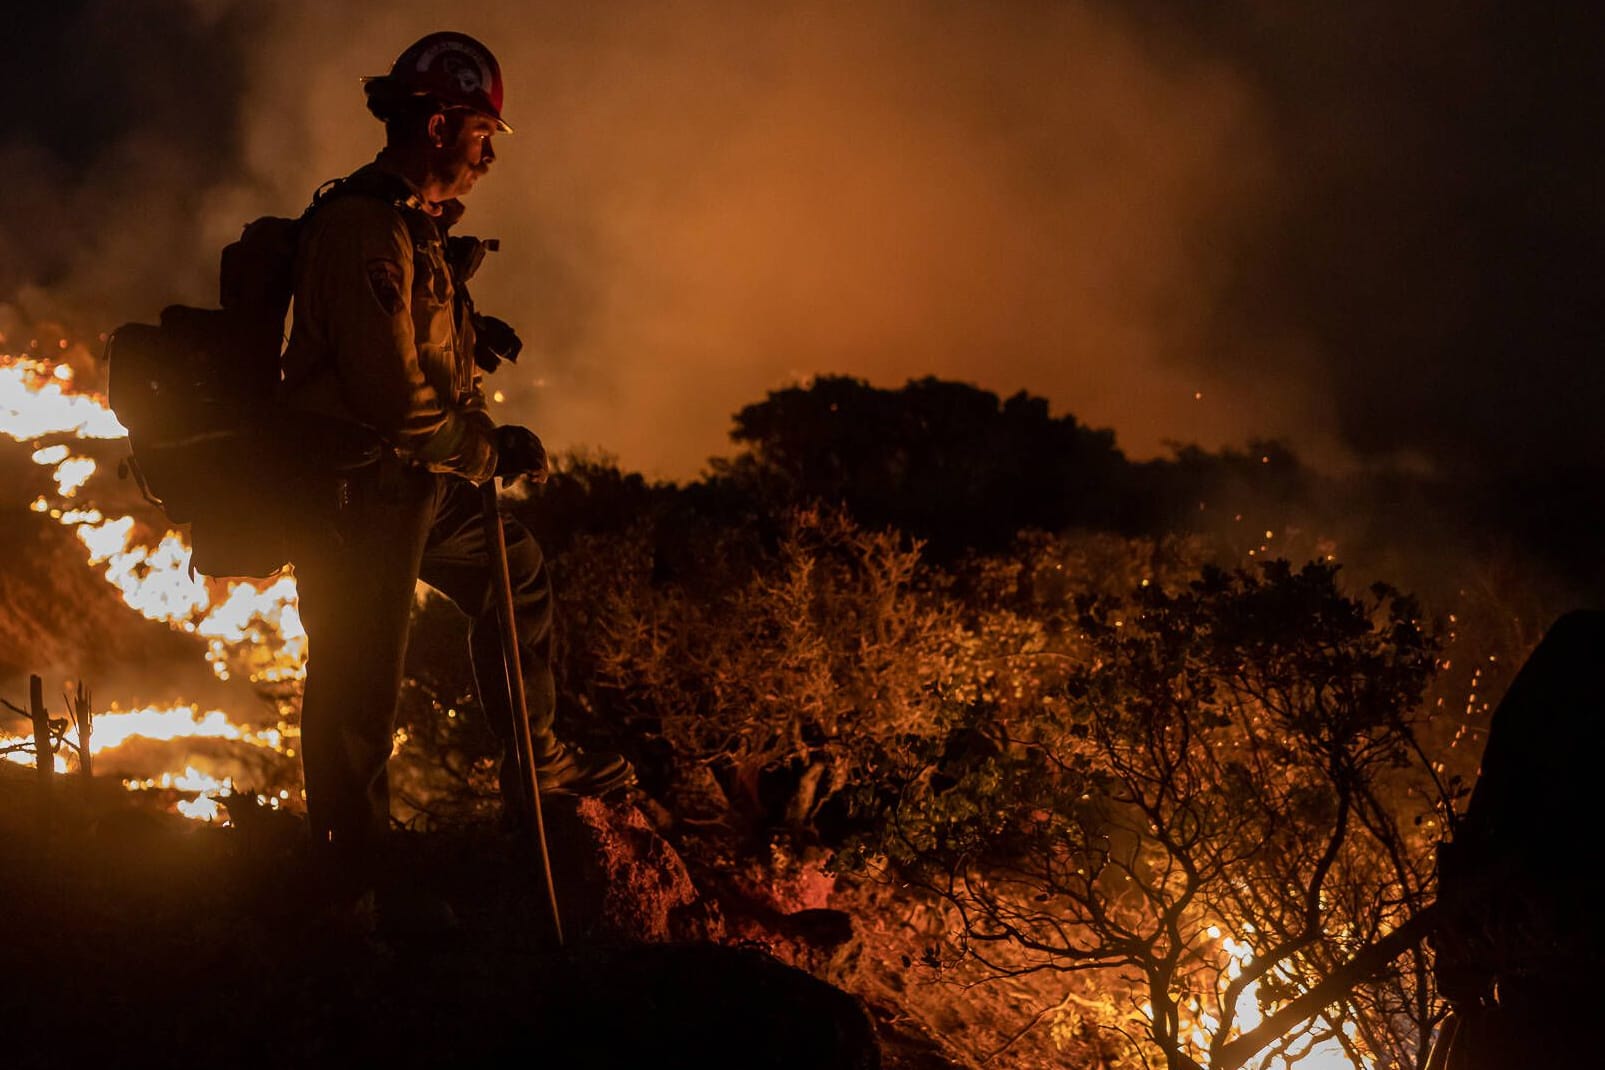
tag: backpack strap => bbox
[278,169,425,396]
[305,169,415,217]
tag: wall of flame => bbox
[2,346,308,822]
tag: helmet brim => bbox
[360,75,512,133]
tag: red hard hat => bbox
[365,31,510,132]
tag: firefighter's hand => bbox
[493,425,549,484]
[446,235,493,283]
[472,313,522,373]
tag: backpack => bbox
[104,179,395,580]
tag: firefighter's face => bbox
[429,110,499,199]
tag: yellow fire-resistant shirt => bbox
[281,164,497,483]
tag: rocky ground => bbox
[2,769,970,1070]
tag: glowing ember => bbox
[124,767,232,793]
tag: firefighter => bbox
[280,31,635,919]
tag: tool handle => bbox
[482,478,564,946]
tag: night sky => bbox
[5,1,1601,596]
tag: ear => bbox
[426,110,450,148]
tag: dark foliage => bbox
[712,376,1132,554]
[702,376,1331,560]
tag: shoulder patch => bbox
[366,258,406,315]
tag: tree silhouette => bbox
[713,376,1132,556]
[710,375,1318,560]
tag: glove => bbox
[446,234,498,284]
[494,425,549,483]
[472,313,522,373]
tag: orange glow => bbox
[2,350,303,820]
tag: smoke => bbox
[0,2,265,328]
[1155,2,1605,484]
[6,2,1597,512]
[6,0,1306,481]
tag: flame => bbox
[1,356,126,440]
[177,795,223,821]
[2,349,306,820]
[1138,926,1368,1070]
[51,455,97,496]
[86,703,284,752]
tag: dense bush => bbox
[530,462,1471,1067]
[390,378,1529,1067]
[841,560,1450,1069]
